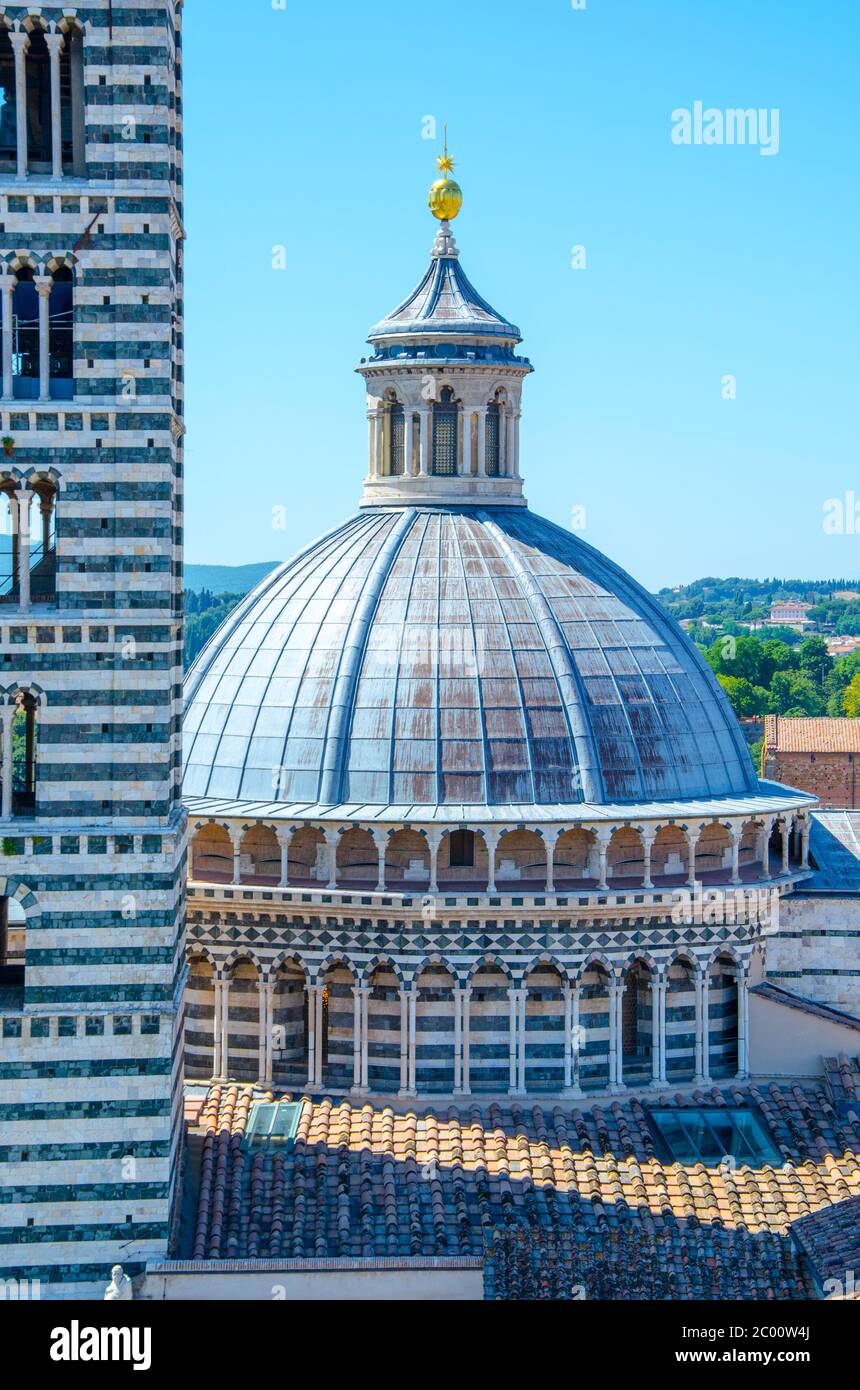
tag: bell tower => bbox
[0,1,186,1298]
[357,144,533,508]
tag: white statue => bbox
[104,1264,133,1301]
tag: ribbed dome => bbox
[183,507,758,809]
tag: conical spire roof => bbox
[368,221,521,343]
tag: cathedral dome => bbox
[183,505,757,810]
[183,156,759,816]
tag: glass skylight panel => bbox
[649,1107,782,1168]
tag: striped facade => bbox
[0,2,186,1299]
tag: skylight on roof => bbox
[244,1101,301,1149]
[648,1107,782,1168]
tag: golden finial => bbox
[429,126,463,221]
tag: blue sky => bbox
[183,0,859,591]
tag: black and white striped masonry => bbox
[0,1,186,1299]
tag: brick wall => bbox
[763,750,859,809]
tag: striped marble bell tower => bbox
[0,2,186,1298]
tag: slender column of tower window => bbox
[641,827,655,889]
[476,407,486,478]
[460,988,472,1095]
[685,826,700,889]
[407,988,417,1092]
[35,277,52,401]
[1,276,14,398]
[461,409,472,476]
[351,984,363,1092]
[453,986,463,1091]
[730,826,742,885]
[398,989,409,1092]
[651,976,662,1086]
[10,33,29,178]
[403,410,414,477]
[45,33,64,180]
[212,977,224,1076]
[545,829,559,892]
[0,704,14,820]
[16,489,31,611]
[306,985,318,1088]
[70,29,85,176]
[257,984,268,1084]
[780,818,790,874]
[507,988,518,1092]
[736,969,749,1078]
[658,978,669,1084]
[418,406,430,475]
[263,981,274,1085]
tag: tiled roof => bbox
[823,1055,860,1116]
[791,1196,860,1297]
[752,983,860,1034]
[185,1081,860,1298]
[764,715,860,753]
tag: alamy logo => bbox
[671,102,780,156]
[50,1321,152,1372]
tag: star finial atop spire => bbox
[428,126,463,222]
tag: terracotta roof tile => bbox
[764,715,860,753]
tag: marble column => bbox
[323,827,338,889]
[398,989,409,1092]
[485,831,499,893]
[461,410,472,476]
[219,976,230,1079]
[407,988,417,1093]
[562,985,583,1095]
[459,988,471,1095]
[351,985,368,1093]
[453,986,463,1092]
[230,828,242,884]
[694,972,710,1085]
[544,830,559,892]
[730,828,742,885]
[641,829,655,889]
[306,984,323,1089]
[780,818,791,875]
[736,970,749,1079]
[508,987,525,1094]
[46,32,65,180]
[263,981,274,1085]
[16,489,31,612]
[277,829,291,887]
[372,830,387,891]
[657,979,668,1085]
[427,829,441,894]
[418,406,431,475]
[596,833,610,892]
[685,827,700,889]
[257,983,268,1084]
[651,976,662,1086]
[476,407,487,477]
[800,817,811,868]
[212,977,224,1077]
[403,410,415,477]
[10,33,29,179]
[1,276,14,399]
[608,980,623,1092]
[35,276,52,402]
[0,704,14,819]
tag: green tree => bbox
[797,635,833,689]
[716,674,770,718]
[843,673,860,718]
[769,671,825,716]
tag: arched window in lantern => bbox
[387,398,405,477]
[432,386,459,476]
[485,398,501,477]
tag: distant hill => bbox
[185,562,280,595]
